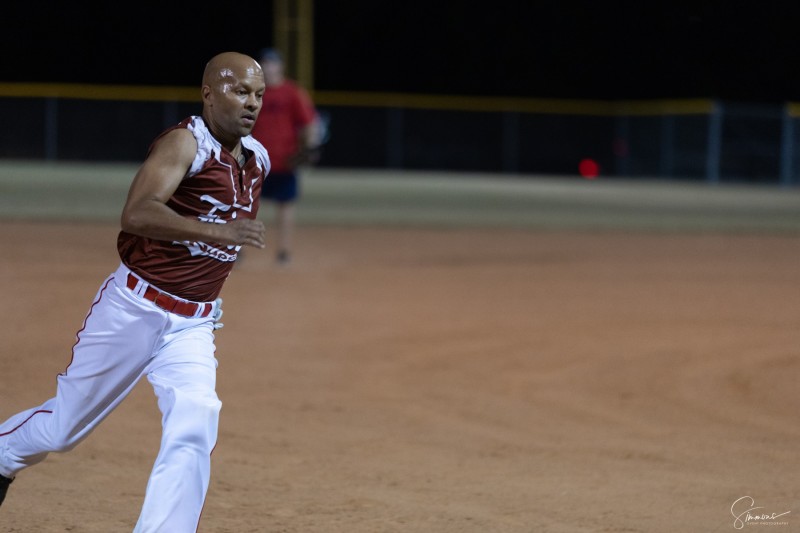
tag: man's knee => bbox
[166,390,221,452]
[48,432,84,453]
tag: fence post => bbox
[45,98,58,161]
[386,107,404,168]
[501,111,520,173]
[780,103,794,186]
[163,101,178,129]
[706,101,723,184]
[614,115,630,177]
[660,115,675,178]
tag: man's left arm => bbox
[288,87,322,167]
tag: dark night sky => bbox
[4,1,800,103]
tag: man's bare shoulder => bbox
[149,128,198,163]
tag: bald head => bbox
[200,52,266,147]
[203,52,262,89]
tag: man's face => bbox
[207,66,266,138]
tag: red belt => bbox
[126,273,212,318]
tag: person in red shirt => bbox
[251,48,320,265]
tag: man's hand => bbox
[219,219,266,248]
[288,146,321,167]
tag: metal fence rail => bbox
[0,83,797,185]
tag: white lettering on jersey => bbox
[197,194,233,223]
[177,116,270,263]
[180,241,240,262]
[175,194,243,262]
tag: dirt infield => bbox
[1,220,798,532]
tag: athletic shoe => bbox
[0,474,12,507]
[276,249,291,265]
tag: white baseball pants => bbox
[0,263,222,532]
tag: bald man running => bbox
[0,52,270,532]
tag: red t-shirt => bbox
[117,116,271,301]
[250,80,316,173]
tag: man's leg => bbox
[0,273,161,480]
[275,201,295,264]
[134,321,220,533]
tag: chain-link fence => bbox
[1,84,798,186]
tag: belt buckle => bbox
[154,292,177,313]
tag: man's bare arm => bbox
[120,129,265,248]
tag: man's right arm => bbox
[120,129,265,248]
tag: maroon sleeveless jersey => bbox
[117,116,271,301]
